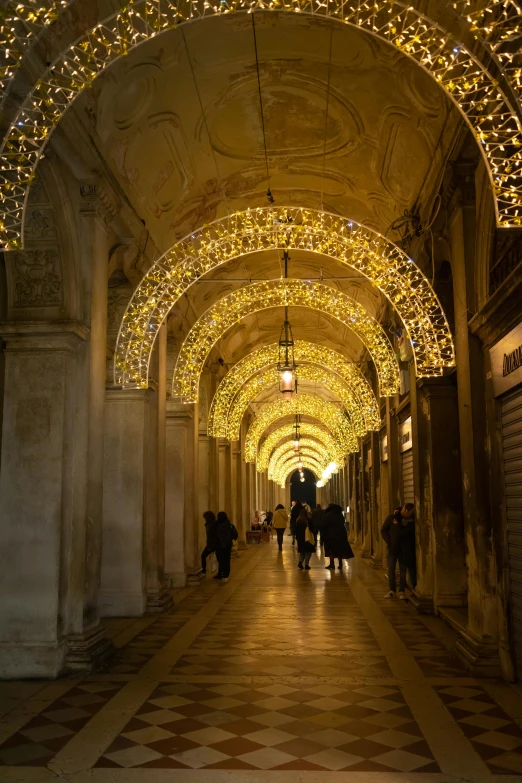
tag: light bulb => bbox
[280,369,295,400]
[300,477,305,482]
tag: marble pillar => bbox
[449,169,499,674]
[0,324,99,678]
[165,406,193,587]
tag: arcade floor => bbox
[2,541,522,782]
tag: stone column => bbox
[449,163,498,674]
[370,432,383,568]
[165,406,193,587]
[0,324,91,677]
[360,441,372,557]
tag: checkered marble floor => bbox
[2,540,522,781]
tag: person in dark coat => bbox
[381,506,405,598]
[310,504,324,547]
[322,503,354,569]
[214,511,238,582]
[296,507,315,569]
[201,510,218,574]
[289,500,302,546]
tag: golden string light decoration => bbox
[271,457,325,488]
[226,364,371,441]
[269,450,325,482]
[268,439,331,479]
[1,0,522,250]
[0,2,68,99]
[208,339,380,439]
[171,279,399,401]
[116,209,451,390]
[257,423,345,472]
[245,394,358,462]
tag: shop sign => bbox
[381,435,388,462]
[490,322,522,397]
[399,417,412,453]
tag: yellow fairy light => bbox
[115,209,453,391]
[1,0,522,252]
[257,423,345,472]
[268,439,335,480]
[208,339,380,439]
[271,456,325,488]
[245,394,359,462]
[171,279,399,401]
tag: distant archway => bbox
[290,469,317,509]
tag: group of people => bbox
[200,511,238,581]
[269,500,354,570]
[381,503,416,599]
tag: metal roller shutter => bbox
[501,387,522,679]
[402,449,414,505]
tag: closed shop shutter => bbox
[402,449,414,505]
[501,387,522,679]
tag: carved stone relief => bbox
[11,249,63,308]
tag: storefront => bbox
[399,416,414,505]
[490,322,522,678]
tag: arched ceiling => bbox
[82,12,458,251]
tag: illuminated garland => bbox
[226,365,370,441]
[268,440,333,479]
[1,1,522,251]
[208,339,380,439]
[245,394,359,462]
[271,456,325,488]
[269,450,325,482]
[171,279,399,401]
[257,423,344,472]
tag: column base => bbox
[455,628,501,678]
[0,641,67,679]
[360,548,372,559]
[66,625,113,673]
[238,540,248,550]
[370,555,382,569]
[187,570,205,584]
[408,590,434,614]
[146,582,174,614]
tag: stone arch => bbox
[1,1,521,252]
[208,339,380,439]
[257,422,344,472]
[244,394,359,461]
[226,364,372,441]
[170,278,400,400]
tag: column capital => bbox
[80,177,120,228]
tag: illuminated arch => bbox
[226,365,372,441]
[171,279,399,400]
[245,394,359,462]
[257,423,345,472]
[208,340,379,439]
[269,441,331,479]
[272,458,324,489]
[1,2,522,250]
[269,451,325,482]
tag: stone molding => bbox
[65,625,113,674]
[0,320,89,351]
[105,388,150,403]
[80,178,120,227]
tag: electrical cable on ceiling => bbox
[321,28,333,213]
[182,29,230,215]
[252,14,274,204]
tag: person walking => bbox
[214,511,238,582]
[310,503,324,547]
[201,510,218,574]
[272,504,288,550]
[381,506,407,598]
[296,507,315,569]
[322,502,355,569]
[289,499,302,546]
[400,503,417,593]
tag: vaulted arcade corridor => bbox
[2,544,522,780]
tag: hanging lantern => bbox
[277,250,297,401]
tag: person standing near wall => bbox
[214,511,238,582]
[201,511,218,574]
[381,506,406,599]
[272,504,288,551]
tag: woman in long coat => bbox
[322,503,354,569]
[296,507,315,569]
